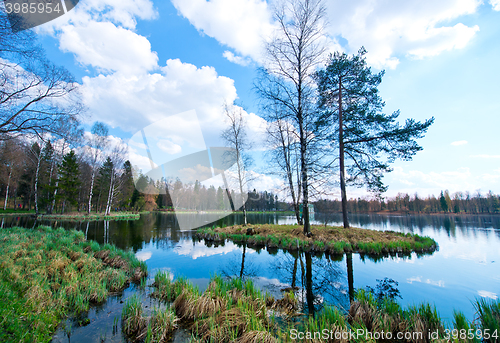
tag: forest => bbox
[0,135,283,213]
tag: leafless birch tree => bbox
[257,0,327,235]
[86,122,109,214]
[221,103,253,226]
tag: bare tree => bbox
[220,103,253,226]
[25,139,44,214]
[86,122,109,214]
[266,112,302,223]
[0,138,23,209]
[256,0,327,235]
[0,10,83,140]
[104,142,127,215]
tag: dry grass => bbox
[272,291,298,317]
[0,226,148,343]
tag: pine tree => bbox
[439,191,448,212]
[316,47,434,228]
[59,150,81,213]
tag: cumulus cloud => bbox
[490,0,500,11]
[223,51,252,66]
[58,21,158,74]
[451,140,468,146]
[157,139,182,155]
[478,290,498,299]
[80,59,237,135]
[37,0,159,75]
[326,0,481,68]
[171,0,274,62]
[172,0,482,69]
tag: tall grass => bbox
[474,298,500,342]
[0,226,148,343]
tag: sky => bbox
[29,0,500,200]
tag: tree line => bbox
[0,132,285,214]
[314,190,500,214]
[0,135,135,214]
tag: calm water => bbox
[2,212,499,342]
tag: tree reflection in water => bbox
[270,251,350,317]
[220,242,259,278]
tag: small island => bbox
[196,224,438,256]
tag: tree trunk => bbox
[105,172,115,215]
[305,252,315,316]
[4,168,11,210]
[88,169,95,214]
[236,152,248,226]
[239,244,246,278]
[34,152,41,215]
[339,77,349,228]
[51,180,58,214]
[299,112,310,235]
[346,252,354,303]
[291,254,298,288]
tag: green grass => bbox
[0,226,148,343]
[39,212,140,221]
[474,298,500,342]
[0,209,36,215]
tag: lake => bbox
[1,212,499,342]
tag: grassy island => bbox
[0,226,147,342]
[38,212,141,221]
[196,224,438,256]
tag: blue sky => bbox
[33,0,500,199]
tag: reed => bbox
[121,294,147,339]
[145,306,178,343]
[474,298,500,342]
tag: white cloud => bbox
[81,59,237,134]
[482,169,500,184]
[171,0,274,62]
[157,139,182,155]
[223,51,252,66]
[172,0,481,69]
[478,290,498,299]
[39,0,157,31]
[135,251,152,261]
[59,21,158,74]
[326,0,481,68]
[451,140,468,146]
[38,0,158,75]
[174,239,250,259]
[490,0,500,11]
